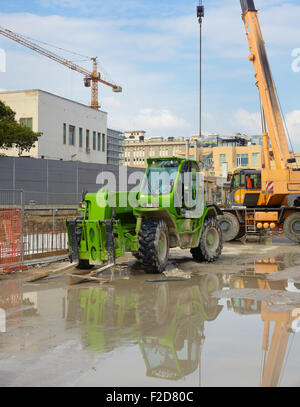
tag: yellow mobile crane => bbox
[0,26,122,109]
[218,0,300,243]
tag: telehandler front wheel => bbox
[76,259,94,270]
[139,218,169,274]
[191,217,223,263]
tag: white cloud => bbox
[108,108,190,136]
[135,108,190,130]
[232,109,261,134]
[230,108,300,151]
[286,110,300,150]
[102,96,122,108]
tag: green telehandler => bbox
[66,157,223,274]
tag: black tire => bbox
[132,252,141,261]
[283,213,300,243]
[217,212,241,242]
[191,217,223,262]
[235,228,246,240]
[139,218,169,274]
[200,274,221,320]
[76,259,94,270]
[138,283,170,336]
[294,197,300,207]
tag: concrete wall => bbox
[38,90,107,164]
[0,156,144,204]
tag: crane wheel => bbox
[294,197,300,207]
[191,217,223,262]
[217,212,241,242]
[283,213,300,243]
[138,218,169,274]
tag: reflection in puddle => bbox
[0,252,300,386]
[67,275,223,382]
[214,253,300,387]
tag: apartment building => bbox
[124,133,190,167]
[107,128,125,166]
[0,90,107,164]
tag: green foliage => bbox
[0,100,41,153]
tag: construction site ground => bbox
[1,237,300,387]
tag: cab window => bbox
[246,173,261,190]
[233,174,240,189]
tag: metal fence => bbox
[0,189,80,269]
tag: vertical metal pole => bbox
[199,19,202,138]
[20,189,24,263]
[76,161,79,201]
[13,158,16,205]
[197,3,204,138]
[46,159,49,205]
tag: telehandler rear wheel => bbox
[191,217,223,263]
[139,218,169,274]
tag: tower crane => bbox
[0,25,122,109]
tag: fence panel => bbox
[0,209,22,266]
[23,208,78,260]
[0,189,80,268]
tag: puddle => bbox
[0,251,300,386]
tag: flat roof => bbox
[0,89,107,114]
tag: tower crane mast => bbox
[0,25,122,109]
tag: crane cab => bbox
[229,169,262,207]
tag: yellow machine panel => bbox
[255,212,278,222]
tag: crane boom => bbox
[0,25,122,109]
[240,0,291,170]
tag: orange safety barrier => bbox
[0,209,22,266]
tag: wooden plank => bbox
[91,263,115,276]
[66,273,110,284]
[26,271,51,282]
[26,262,76,283]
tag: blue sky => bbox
[0,0,300,149]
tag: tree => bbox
[0,100,41,154]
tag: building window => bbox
[97,133,101,151]
[69,125,75,146]
[102,133,105,152]
[219,154,226,166]
[252,153,259,167]
[63,123,66,144]
[79,128,83,147]
[86,130,90,148]
[19,118,33,129]
[93,131,96,150]
[237,154,249,167]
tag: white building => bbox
[0,89,108,164]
